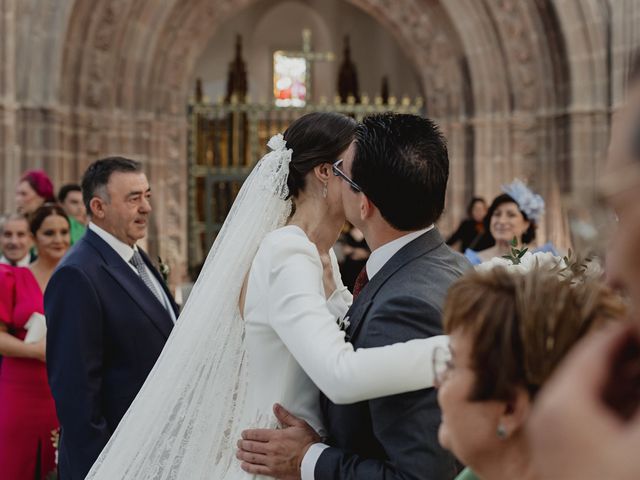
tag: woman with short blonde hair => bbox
[434,265,625,480]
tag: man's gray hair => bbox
[81,156,142,216]
[0,213,29,234]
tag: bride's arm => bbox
[267,236,447,405]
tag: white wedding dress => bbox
[237,225,447,479]
[86,135,447,480]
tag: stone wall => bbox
[1,0,639,275]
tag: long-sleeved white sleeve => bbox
[266,234,448,405]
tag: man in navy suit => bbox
[45,157,179,480]
[237,113,469,479]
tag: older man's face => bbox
[1,217,32,263]
[602,83,640,307]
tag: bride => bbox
[87,112,449,479]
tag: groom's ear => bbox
[360,195,375,221]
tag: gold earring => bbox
[322,183,328,198]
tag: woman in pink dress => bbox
[0,203,70,479]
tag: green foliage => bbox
[502,237,528,265]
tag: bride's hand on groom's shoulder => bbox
[237,403,320,480]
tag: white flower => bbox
[337,315,351,332]
[475,255,512,273]
[519,251,565,271]
[583,257,604,279]
[476,251,566,274]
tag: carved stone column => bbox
[0,0,18,211]
[471,114,512,200]
[146,114,188,283]
[438,117,473,234]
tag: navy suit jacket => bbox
[317,228,470,480]
[45,228,178,480]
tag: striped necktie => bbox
[130,250,165,306]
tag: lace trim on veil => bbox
[86,135,292,479]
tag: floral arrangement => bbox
[502,179,545,222]
[476,238,601,283]
[476,248,565,274]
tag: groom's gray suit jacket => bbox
[317,228,471,480]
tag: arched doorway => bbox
[4,0,621,272]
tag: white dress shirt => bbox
[365,226,434,279]
[301,225,434,480]
[0,253,31,267]
[88,223,176,323]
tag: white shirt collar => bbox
[0,253,31,267]
[366,225,434,279]
[89,222,138,264]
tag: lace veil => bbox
[86,134,293,479]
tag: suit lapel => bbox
[85,230,174,338]
[345,228,446,341]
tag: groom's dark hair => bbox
[352,113,449,230]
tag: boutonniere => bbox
[337,315,351,333]
[157,256,170,284]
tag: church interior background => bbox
[1,0,640,284]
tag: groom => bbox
[238,113,470,479]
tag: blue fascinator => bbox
[501,179,545,223]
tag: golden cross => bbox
[280,29,335,101]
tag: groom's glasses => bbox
[332,159,362,193]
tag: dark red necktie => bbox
[352,267,369,299]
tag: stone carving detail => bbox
[94,2,120,51]
[61,0,549,265]
[86,60,108,109]
[351,0,464,119]
[162,120,187,271]
[146,0,465,119]
[490,0,543,171]
[154,0,254,114]
[85,0,125,109]
[86,114,103,155]
[492,0,540,112]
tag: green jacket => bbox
[455,468,480,480]
[68,216,86,245]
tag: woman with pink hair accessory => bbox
[15,170,55,215]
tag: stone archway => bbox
[3,0,637,269]
[55,0,473,268]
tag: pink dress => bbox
[0,265,59,479]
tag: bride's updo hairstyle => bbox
[283,112,357,199]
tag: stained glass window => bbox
[273,52,307,107]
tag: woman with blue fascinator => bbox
[465,180,556,266]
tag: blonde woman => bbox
[434,264,624,480]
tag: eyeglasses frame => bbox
[332,159,363,193]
